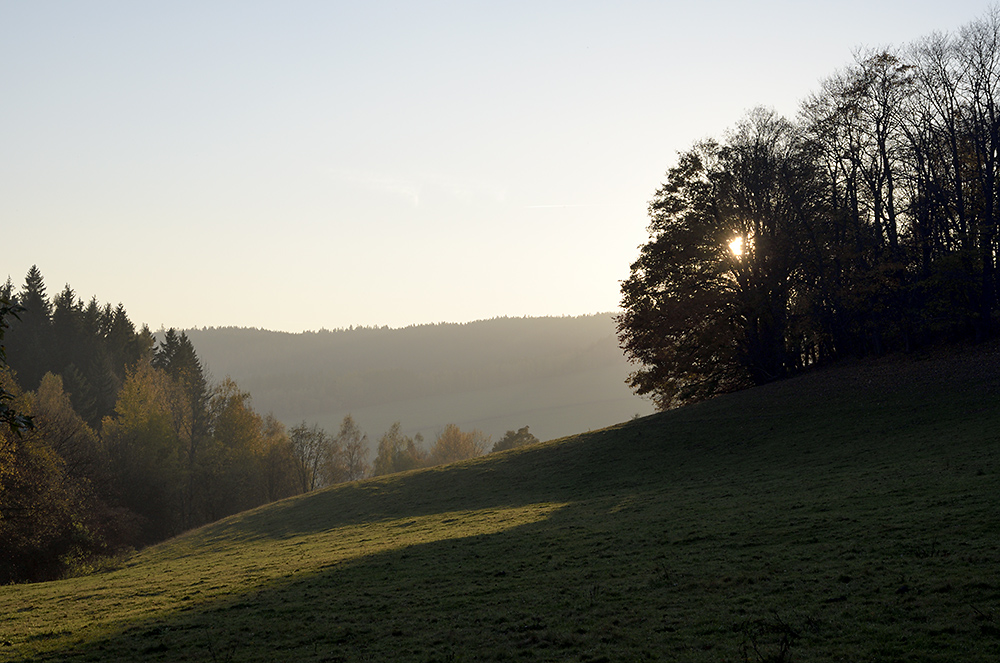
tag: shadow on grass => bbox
[25,492,685,662]
[14,343,1000,662]
[26,465,1000,663]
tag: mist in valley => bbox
[181,314,654,451]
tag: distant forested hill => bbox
[182,314,653,446]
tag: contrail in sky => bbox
[524,204,592,209]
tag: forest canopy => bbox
[618,9,1000,409]
[0,268,528,583]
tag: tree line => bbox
[0,267,539,583]
[618,9,1000,408]
[368,423,537,476]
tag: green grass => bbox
[2,344,999,661]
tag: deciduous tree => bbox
[336,414,370,482]
[372,422,426,476]
[618,109,826,407]
[289,422,334,492]
[101,359,186,545]
[429,424,488,465]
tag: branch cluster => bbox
[619,10,1000,408]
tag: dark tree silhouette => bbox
[1,294,33,435]
[491,426,539,453]
[620,8,1000,408]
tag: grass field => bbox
[1,344,999,661]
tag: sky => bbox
[1,1,991,333]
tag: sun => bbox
[728,236,744,257]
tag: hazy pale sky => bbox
[2,1,989,332]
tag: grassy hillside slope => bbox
[2,344,999,662]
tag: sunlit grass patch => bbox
[0,502,566,659]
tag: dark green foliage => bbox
[618,142,749,408]
[3,269,149,428]
[620,11,1000,408]
[0,270,314,581]
[1,293,33,435]
[491,425,539,453]
[153,330,209,426]
[103,303,153,379]
[618,113,825,407]
[5,265,53,391]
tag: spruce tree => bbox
[50,284,83,376]
[9,266,54,390]
[1,293,33,434]
[103,304,150,381]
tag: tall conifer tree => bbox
[9,266,53,390]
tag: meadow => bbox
[1,343,998,662]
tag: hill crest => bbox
[180,313,655,444]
